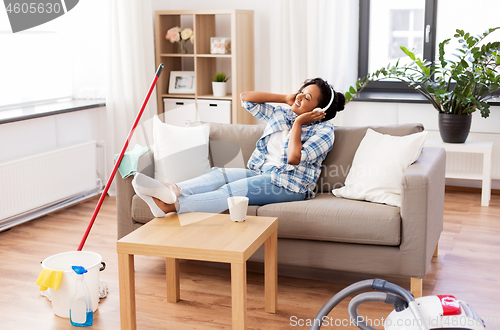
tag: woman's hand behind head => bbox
[285,93,298,106]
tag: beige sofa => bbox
[116,122,446,296]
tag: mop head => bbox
[99,279,108,299]
[40,289,51,301]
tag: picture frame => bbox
[169,71,196,94]
[210,37,231,54]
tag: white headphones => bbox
[314,87,335,112]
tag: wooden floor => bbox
[1,190,499,330]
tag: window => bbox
[388,9,424,61]
[434,0,500,64]
[358,0,500,94]
[0,0,106,110]
[368,2,425,74]
[0,17,73,108]
[358,0,435,92]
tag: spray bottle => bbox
[70,266,93,327]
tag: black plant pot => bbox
[438,113,472,143]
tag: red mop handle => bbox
[77,64,164,251]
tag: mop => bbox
[78,64,164,299]
[77,63,164,251]
[38,64,164,306]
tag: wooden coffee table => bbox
[117,212,278,330]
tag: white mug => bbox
[227,196,249,222]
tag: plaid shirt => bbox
[242,101,335,197]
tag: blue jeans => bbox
[176,166,306,214]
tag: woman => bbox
[132,78,345,217]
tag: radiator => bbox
[0,141,99,231]
[426,131,500,181]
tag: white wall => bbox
[338,102,500,134]
[338,101,500,190]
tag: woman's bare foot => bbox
[153,197,179,213]
[132,173,176,203]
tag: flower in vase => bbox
[165,27,181,43]
[166,27,195,53]
[180,28,193,41]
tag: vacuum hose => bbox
[348,292,406,330]
[311,279,374,330]
[311,279,429,330]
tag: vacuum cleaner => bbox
[311,279,485,330]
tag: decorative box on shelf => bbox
[197,99,231,124]
[210,37,231,54]
[163,98,197,127]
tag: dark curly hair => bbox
[298,78,345,122]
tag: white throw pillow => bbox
[332,129,427,207]
[153,115,211,184]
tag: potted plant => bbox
[212,72,229,97]
[346,27,500,143]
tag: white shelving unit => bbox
[154,9,255,124]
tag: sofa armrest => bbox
[116,149,155,239]
[399,147,446,278]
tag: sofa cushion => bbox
[207,122,265,168]
[256,193,401,246]
[332,129,427,207]
[131,194,155,224]
[317,123,424,193]
[131,195,259,224]
[153,116,211,184]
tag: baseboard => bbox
[445,185,500,195]
[246,261,411,287]
[182,259,411,288]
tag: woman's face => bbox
[290,84,322,116]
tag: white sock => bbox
[132,173,177,204]
[133,188,166,218]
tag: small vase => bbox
[178,40,188,54]
[212,82,227,97]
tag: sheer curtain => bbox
[270,0,359,124]
[105,0,157,195]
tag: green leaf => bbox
[349,86,356,94]
[439,38,450,64]
[345,92,352,100]
[400,46,416,60]
[480,102,490,118]
[213,71,229,82]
